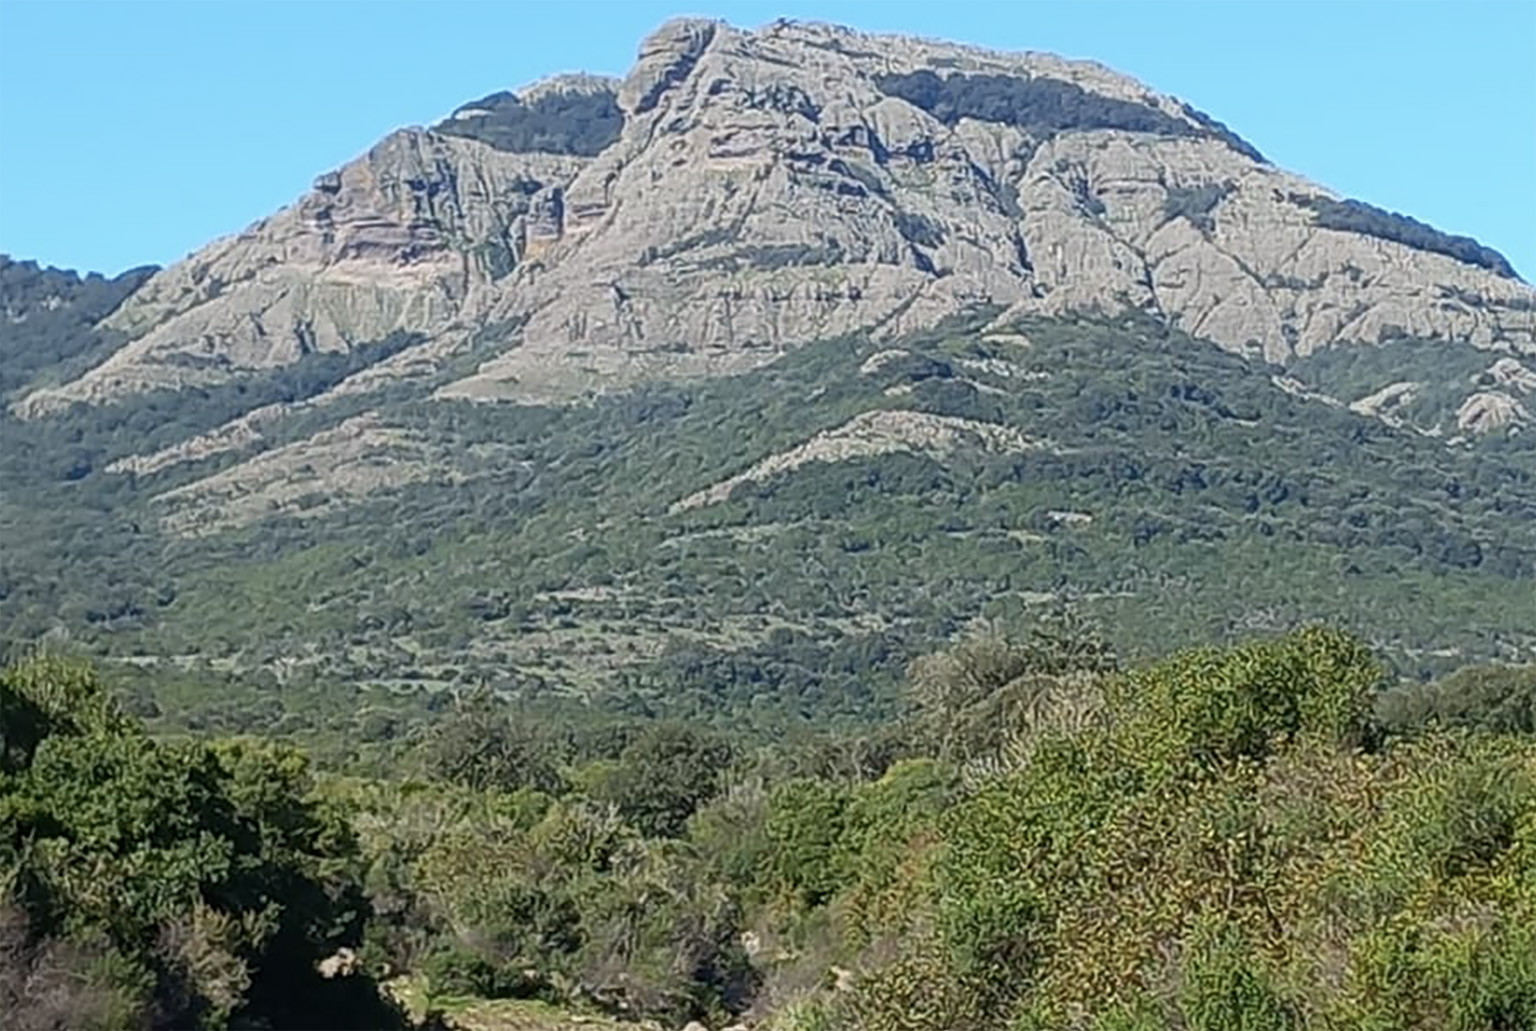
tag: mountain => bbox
[2,18,1535,730]
[14,19,1534,418]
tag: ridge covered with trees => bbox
[1289,194,1521,280]
[874,70,1267,162]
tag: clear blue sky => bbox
[1,0,1532,278]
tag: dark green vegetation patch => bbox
[875,70,1266,163]
[0,256,157,399]
[877,70,1192,136]
[435,87,623,156]
[1162,181,1234,233]
[1178,100,1267,162]
[1290,192,1520,280]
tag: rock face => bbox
[18,132,587,413]
[1489,356,1536,395]
[1458,391,1530,435]
[671,409,1043,513]
[18,18,1536,415]
[1349,381,1424,428]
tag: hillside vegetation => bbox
[436,86,624,156]
[5,307,1534,749]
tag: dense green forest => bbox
[5,620,1535,1029]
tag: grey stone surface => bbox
[20,18,1535,417]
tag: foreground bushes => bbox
[785,628,1536,1030]
[8,624,1535,1029]
[0,656,400,1029]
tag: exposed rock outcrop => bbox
[148,413,496,535]
[1457,391,1530,434]
[20,18,1535,418]
[1487,356,1536,394]
[18,128,587,414]
[670,408,1042,513]
[1349,381,1424,427]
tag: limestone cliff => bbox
[18,128,587,413]
[19,17,1535,417]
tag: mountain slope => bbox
[6,309,1534,730]
[2,19,1534,726]
[0,257,157,399]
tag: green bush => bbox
[1177,925,1298,1031]
[765,779,851,908]
[422,946,552,1001]
[1112,625,1381,776]
[586,724,734,838]
[1378,663,1536,736]
[0,655,399,1028]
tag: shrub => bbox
[765,779,851,908]
[1377,663,1536,736]
[1111,626,1382,775]
[586,724,734,838]
[421,946,553,1001]
[436,87,622,156]
[1290,192,1518,279]
[0,656,395,1028]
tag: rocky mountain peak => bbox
[516,72,622,103]
[16,17,1534,417]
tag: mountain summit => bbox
[17,17,1533,417]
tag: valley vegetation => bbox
[5,619,1535,1029]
